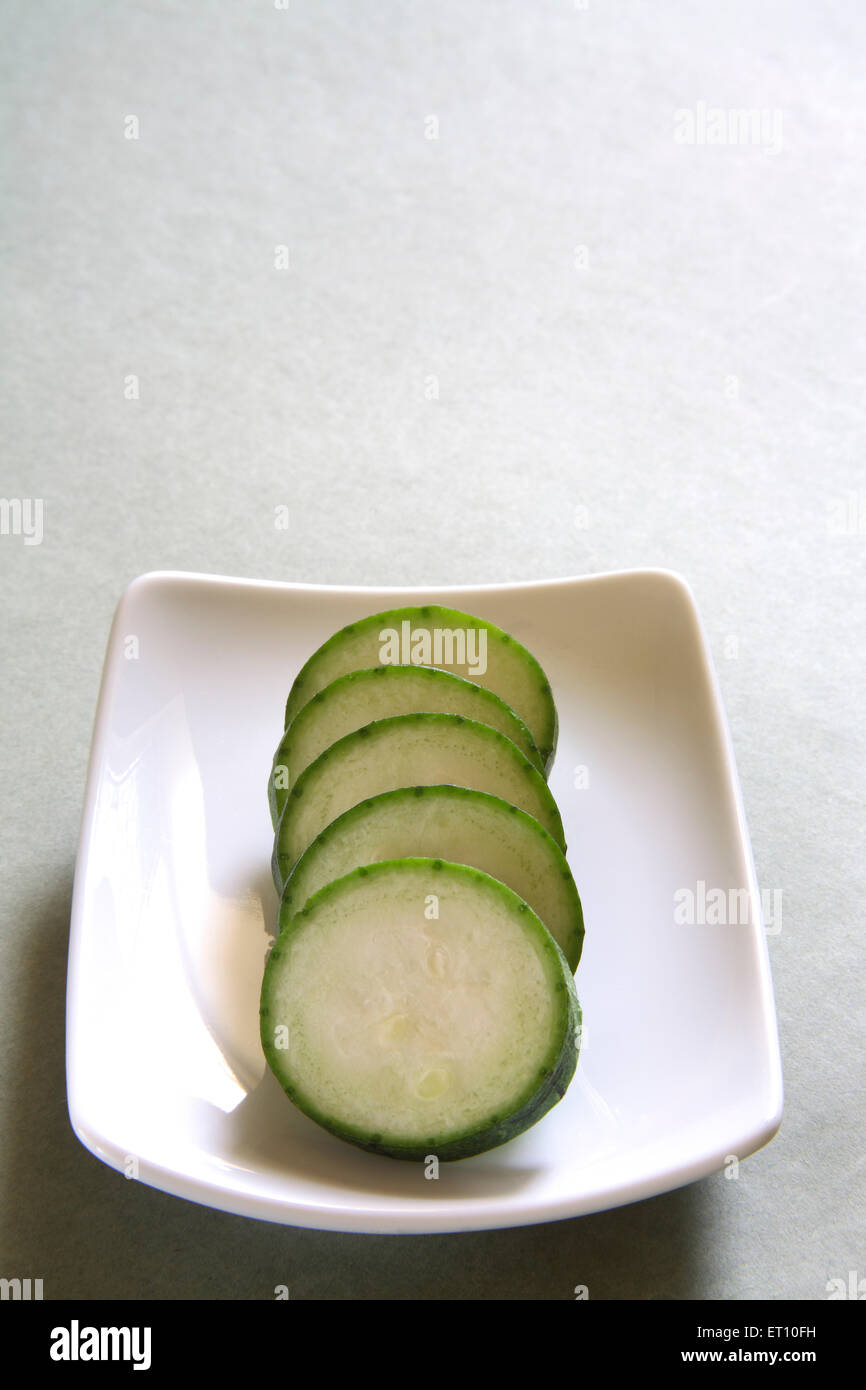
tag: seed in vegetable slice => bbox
[274,784,585,972]
[260,858,581,1162]
[269,663,544,813]
[283,604,559,775]
[271,711,566,868]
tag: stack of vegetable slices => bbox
[260,605,585,1162]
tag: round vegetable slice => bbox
[283,604,558,774]
[271,712,567,868]
[275,784,584,972]
[269,663,543,814]
[260,858,581,1161]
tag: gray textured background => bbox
[1,0,863,1299]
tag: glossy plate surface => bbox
[67,569,783,1232]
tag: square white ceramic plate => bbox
[67,568,783,1233]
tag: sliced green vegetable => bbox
[272,712,566,870]
[275,784,584,972]
[260,858,580,1162]
[269,663,543,816]
[283,604,558,774]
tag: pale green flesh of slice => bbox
[276,714,565,870]
[266,865,563,1144]
[272,664,543,798]
[278,786,583,971]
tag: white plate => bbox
[67,568,783,1233]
